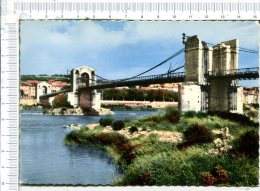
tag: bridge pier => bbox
[179,35,243,114]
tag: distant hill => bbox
[21,75,70,82]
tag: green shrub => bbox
[184,124,212,144]
[184,111,197,118]
[61,107,67,111]
[42,110,48,115]
[52,93,73,108]
[236,130,259,158]
[150,115,165,123]
[99,117,114,127]
[165,107,180,124]
[112,120,125,131]
[196,112,207,118]
[178,124,212,149]
[129,126,138,134]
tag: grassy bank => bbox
[64,109,259,186]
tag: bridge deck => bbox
[206,67,259,80]
[40,88,72,98]
[40,67,259,96]
[79,72,185,90]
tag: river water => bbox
[20,109,158,185]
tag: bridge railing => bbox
[206,67,259,78]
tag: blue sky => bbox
[20,21,259,87]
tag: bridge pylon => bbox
[179,35,243,114]
[69,66,101,111]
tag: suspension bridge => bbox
[39,34,259,113]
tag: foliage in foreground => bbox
[118,146,258,186]
[164,107,181,124]
[112,120,125,131]
[65,108,259,186]
[232,130,259,158]
[178,124,213,149]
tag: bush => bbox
[184,124,213,144]
[61,107,67,111]
[52,93,73,108]
[129,126,138,134]
[211,165,229,184]
[165,107,180,124]
[99,117,114,127]
[97,132,128,145]
[183,111,197,118]
[201,172,217,185]
[112,120,125,131]
[116,142,141,164]
[201,165,230,185]
[236,130,259,158]
[178,124,212,149]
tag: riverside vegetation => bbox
[65,108,259,186]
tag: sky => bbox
[20,21,259,87]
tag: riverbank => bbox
[64,109,259,186]
[43,107,114,116]
[101,100,178,109]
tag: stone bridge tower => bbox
[36,81,52,103]
[179,35,243,113]
[68,66,101,111]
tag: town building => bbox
[141,83,179,92]
[243,87,259,104]
[20,79,71,105]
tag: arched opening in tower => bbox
[42,86,48,94]
[81,72,90,87]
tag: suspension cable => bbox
[125,47,185,79]
[203,41,258,54]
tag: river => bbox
[20,109,158,185]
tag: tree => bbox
[52,93,72,108]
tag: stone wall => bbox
[178,83,201,112]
